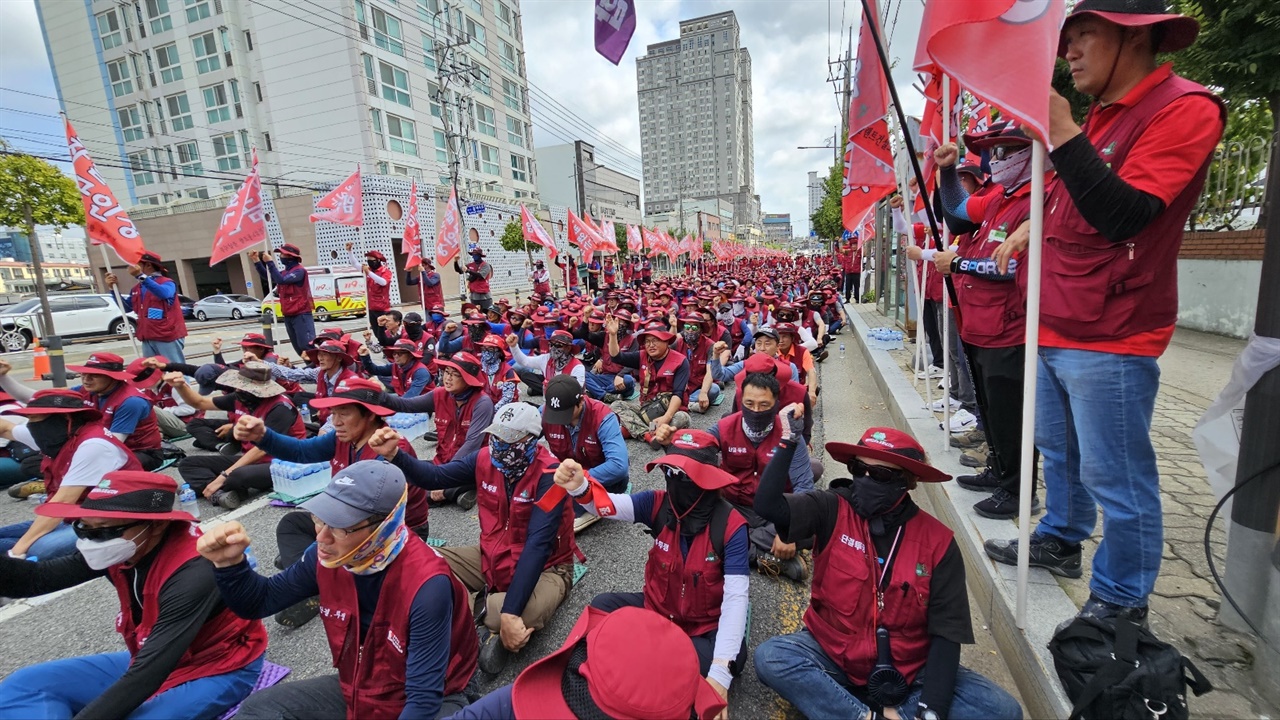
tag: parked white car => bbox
[191,294,262,321]
[0,294,135,352]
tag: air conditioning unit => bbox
[366,78,377,95]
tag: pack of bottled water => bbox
[866,327,905,350]
[387,412,433,440]
[270,460,332,502]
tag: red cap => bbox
[65,352,133,381]
[637,322,675,344]
[435,352,486,388]
[240,332,273,349]
[478,334,507,351]
[827,427,950,483]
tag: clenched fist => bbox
[367,427,402,459]
[197,521,252,568]
[233,415,266,443]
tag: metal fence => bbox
[1188,134,1271,232]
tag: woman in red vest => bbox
[0,470,267,719]
[200,461,477,720]
[754,424,1022,720]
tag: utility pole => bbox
[22,209,66,386]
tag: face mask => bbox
[468,326,486,341]
[405,325,424,341]
[27,418,72,456]
[849,474,909,520]
[481,349,504,371]
[741,407,776,441]
[550,346,571,365]
[663,467,715,536]
[681,330,700,346]
[76,530,146,570]
[716,310,734,323]
[367,259,382,270]
[490,436,537,478]
[234,390,261,407]
[732,302,745,315]
[471,253,484,262]
[990,146,1033,190]
[543,327,555,340]
[430,312,444,323]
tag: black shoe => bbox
[274,597,320,628]
[422,430,438,443]
[273,555,285,570]
[973,488,1042,520]
[984,535,1083,579]
[957,467,1000,491]
[477,627,511,675]
[211,489,242,509]
[780,556,809,583]
[457,489,477,511]
[1077,593,1150,628]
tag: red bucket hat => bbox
[478,334,507,351]
[313,339,355,366]
[1059,0,1199,57]
[277,243,303,258]
[637,322,675,344]
[386,339,424,359]
[37,470,195,523]
[308,377,393,416]
[511,605,727,720]
[3,388,99,419]
[66,352,134,382]
[645,429,737,490]
[435,352,486,388]
[365,250,387,262]
[548,329,574,347]
[827,427,951,483]
[239,332,274,350]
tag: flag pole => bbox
[99,244,140,357]
[260,239,280,339]
[1015,139,1047,629]
[940,74,952,447]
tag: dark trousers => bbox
[966,343,1037,496]
[187,417,230,452]
[178,454,274,496]
[283,312,316,356]
[234,674,469,720]
[134,448,165,472]
[515,367,544,395]
[590,592,747,676]
[922,299,944,369]
[842,272,860,302]
[369,310,390,347]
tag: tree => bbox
[810,163,844,240]
[1051,60,1093,123]
[498,219,526,254]
[614,222,628,255]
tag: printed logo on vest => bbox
[916,562,930,577]
[387,629,405,654]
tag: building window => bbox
[416,0,440,22]
[421,33,436,70]
[244,30,253,50]
[467,0,482,13]
[202,83,230,123]
[379,61,411,106]
[428,81,441,117]
[372,7,404,56]
[386,114,417,155]
[433,130,448,162]
[479,143,500,175]
[509,153,528,182]
[465,17,486,57]
[501,78,521,111]
[370,108,385,149]
[176,141,202,174]
[118,106,145,142]
[184,0,211,22]
[166,92,193,131]
[212,133,240,170]
[499,40,517,73]
[128,151,154,186]
[475,103,495,136]
[192,32,220,73]
[106,59,133,97]
[96,10,123,49]
[506,116,525,148]
[145,0,172,34]
[155,43,182,83]
[474,66,491,96]
[494,1,512,35]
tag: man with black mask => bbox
[551,429,748,709]
[754,423,1022,720]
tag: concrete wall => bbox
[1177,259,1261,338]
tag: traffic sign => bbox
[465,204,486,216]
[246,281,253,288]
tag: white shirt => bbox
[12,424,131,489]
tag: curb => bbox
[845,302,1073,720]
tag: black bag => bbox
[639,392,674,424]
[1048,616,1212,720]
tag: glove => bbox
[780,405,805,441]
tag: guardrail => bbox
[1189,134,1271,232]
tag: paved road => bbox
[0,310,1021,717]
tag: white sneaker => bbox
[916,366,945,380]
[937,379,947,390]
[573,514,601,534]
[928,396,962,412]
[946,408,977,433]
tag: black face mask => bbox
[468,325,486,341]
[367,259,382,270]
[234,390,262,408]
[849,475,909,533]
[741,408,776,441]
[405,324,424,341]
[664,468,716,537]
[27,417,73,457]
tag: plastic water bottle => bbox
[244,544,259,571]
[300,403,312,424]
[178,483,200,520]
[839,342,846,359]
[33,494,47,505]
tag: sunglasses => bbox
[990,145,1026,161]
[72,519,146,541]
[680,324,701,332]
[312,514,380,540]
[850,457,913,485]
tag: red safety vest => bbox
[332,436,429,530]
[804,498,953,685]
[638,349,688,403]
[391,360,430,397]
[130,275,187,342]
[475,447,576,591]
[681,336,714,395]
[542,356,583,395]
[466,261,492,294]
[366,266,393,312]
[230,395,306,459]
[1041,73,1223,342]
[311,367,360,424]
[642,491,746,637]
[955,191,1032,348]
[420,272,445,311]
[716,414,784,507]
[277,265,314,318]
[91,383,162,453]
[316,538,478,720]
[109,524,267,696]
[40,421,141,496]
[431,387,481,465]
[778,345,812,387]
[544,397,610,470]
[600,334,636,376]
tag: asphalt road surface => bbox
[0,317,1021,718]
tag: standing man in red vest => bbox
[348,243,394,346]
[252,244,316,356]
[105,251,187,364]
[0,471,267,719]
[985,0,1224,627]
[408,259,446,315]
[755,426,1023,720]
[456,247,494,312]
[368,402,578,676]
[199,461,477,719]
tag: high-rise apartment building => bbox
[762,213,791,243]
[636,11,758,233]
[535,141,642,225]
[34,0,539,208]
[808,170,823,218]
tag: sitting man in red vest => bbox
[552,430,749,708]
[167,362,306,509]
[0,470,267,718]
[105,251,188,364]
[541,376,629,534]
[754,424,1023,720]
[0,353,165,471]
[260,339,360,426]
[377,352,495,511]
[605,317,692,443]
[0,389,142,559]
[199,461,477,720]
[507,328,585,397]
[367,402,577,676]
[232,377,432,628]
[674,312,721,412]
[360,339,433,399]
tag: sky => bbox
[0,0,927,237]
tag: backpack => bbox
[1048,616,1212,720]
[652,497,735,559]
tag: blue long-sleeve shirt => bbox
[255,427,340,464]
[118,274,177,312]
[255,259,307,286]
[437,330,465,357]
[406,271,441,288]
[362,356,431,398]
[389,449,564,616]
[213,545,454,720]
[549,411,629,492]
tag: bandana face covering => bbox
[990,146,1033,191]
[27,417,73,457]
[481,349,504,374]
[741,408,776,443]
[550,346,571,366]
[681,329,700,346]
[490,436,537,479]
[319,488,409,575]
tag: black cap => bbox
[543,375,583,425]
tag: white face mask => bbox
[989,147,1033,190]
[76,532,144,570]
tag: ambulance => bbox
[260,265,367,322]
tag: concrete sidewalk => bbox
[849,303,1269,718]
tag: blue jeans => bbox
[0,651,263,720]
[754,629,1022,720]
[1032,347,1162,607]
[283,313,316,356]
[583,371,634,399]
[688,384,721,407]
[0,521,78,561]
[141,338,185,365]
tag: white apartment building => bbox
[808,170,823,218]
[34,0,540,208]
[636,11,759,231]
[535,141,642,226]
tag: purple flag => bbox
[594,0,636,65]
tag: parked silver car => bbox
[191,294,262,321]
[0,294,135,352]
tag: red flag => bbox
[964,92,992,136]
[567,209,604,262]
[310,167,363,226]
[65,118,146,265]
[209,149,267,266]
[641,227,660,257]
[916,0,1065,143]
[520,204,557,259]
[626,224,642,254]
[435,186,462,266]
[597,219,619,253]
[842,5,896,233]
[402,180,423,270]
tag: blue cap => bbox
[301,460,405,529]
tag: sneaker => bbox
[950,428,987,449]
[957,467,1000,491]
[915,366,945,380]
[756,553,783,579]
[456,489,477,511]
[973,488,1042,520]
[477,627,512,675]
[8,480,45,500]
[959,446,988,468]
[211,490,242,510]
[422,430,438,443]
[780,555,810,583]
[937,379,946,390]
[945,408,977,433]
[274,597,320,628]
[983,535,1083,579]
[1077,594,1149,628]
[815,349,829,362]
[928,396,962,413]
[573,514,601,534]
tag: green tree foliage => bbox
[0,146,84,233]
[1051,60,1094,123]
[615,221,628,255]
[499,219,529,256]
[810,163,844,240]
